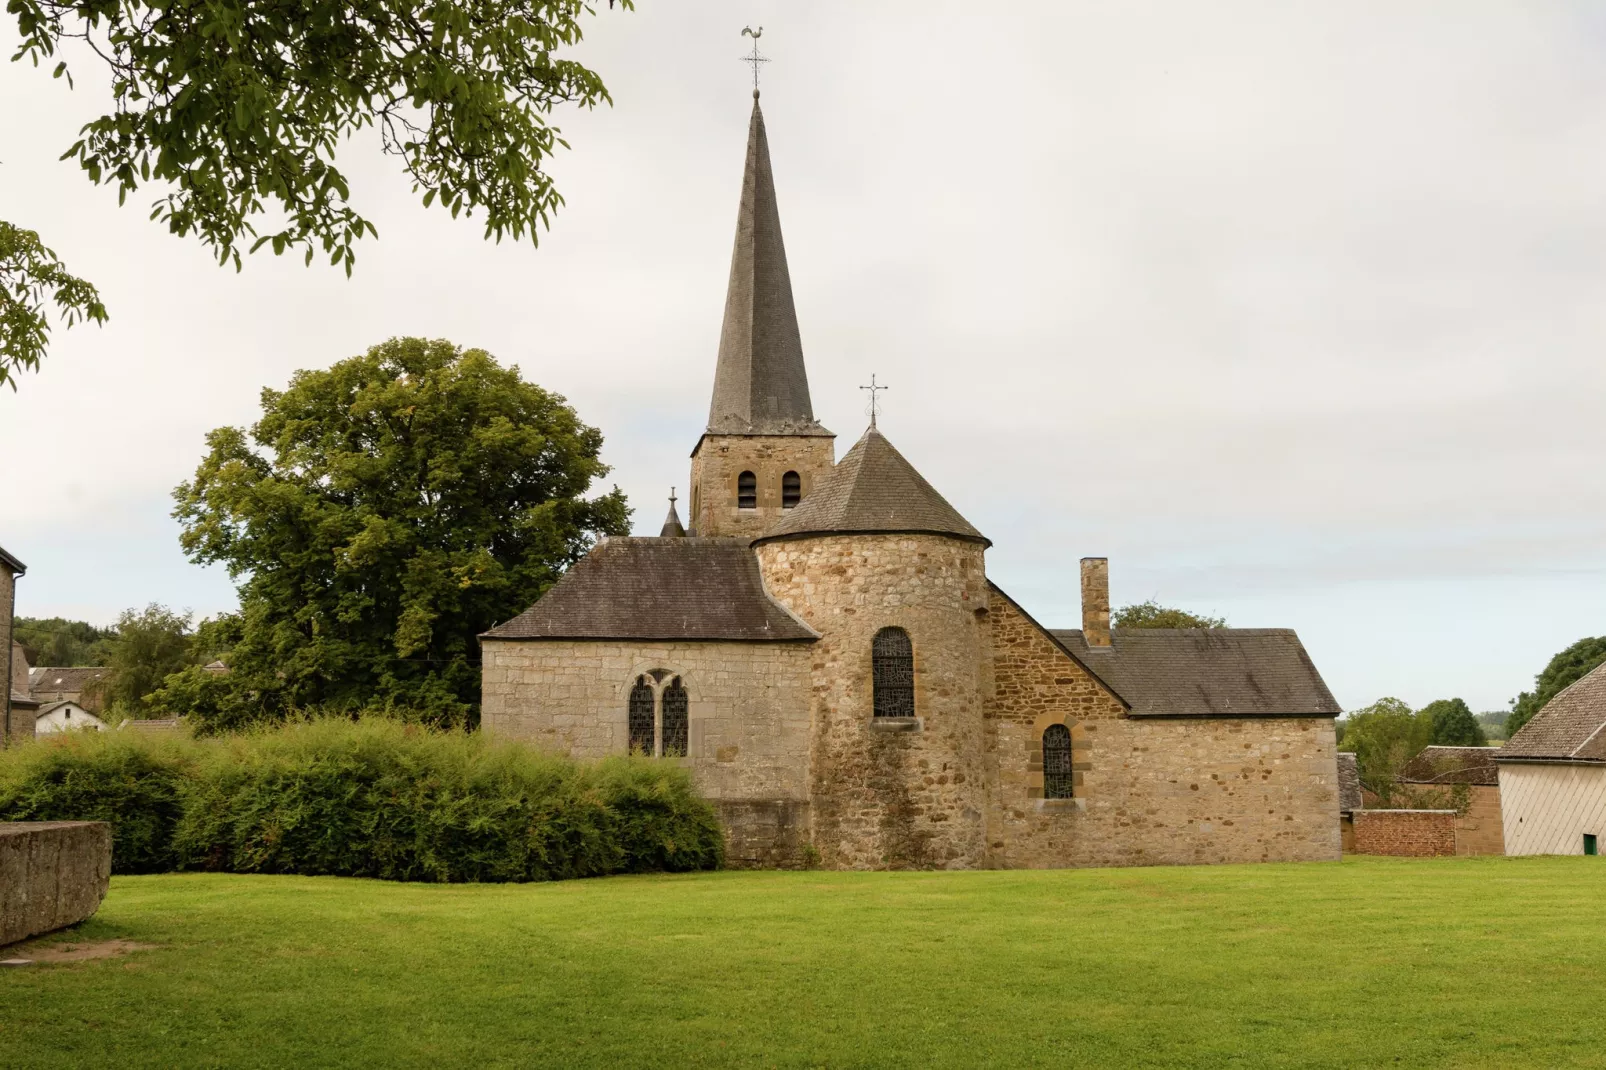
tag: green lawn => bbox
[3,857,1603,1068]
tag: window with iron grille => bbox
[662,678,689,758]
[781,470,801,509]
[737,470,757,510]
[871,627,915,718]
[628,676,655,756]
[1043,724,1074,799]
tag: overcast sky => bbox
[3,3,1604,713]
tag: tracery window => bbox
[1043,724,1074,799]
[661,678,689,758]
[628,676,656,756]
[781,470,801,509]
[737,471,757,510]
[871,627,915,718]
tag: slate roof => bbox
[1399,745,1501,786]
[9,690,40,710]
[482,537,817,642]
[1498,660,1606,763]
[755,427,988,546]
[1337,752,1363,811]
[28,667,109,694]
[1047,628,1341,718]
[704,96,831,439]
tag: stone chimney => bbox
[1080,557,1111,648]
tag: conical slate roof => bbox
[660,494,687,538]
[754,427,988,546]
[706,96,830,438]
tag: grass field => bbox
[3,856,1603,1068]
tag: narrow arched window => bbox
[1043,724,1074,799]
[737,471,757,510]
[662,678,689,758]
[872,627,915,718]
[628,676,655,756]
[781,470,801,509]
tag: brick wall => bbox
[1351,809,1457,857]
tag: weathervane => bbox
[741,26,768,96]
[860,374,887,428]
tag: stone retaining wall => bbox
[0,821,112,946]
[1351,809,1456,857]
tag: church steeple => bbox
[705,96,830,438]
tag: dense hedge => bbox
[0,720,724,880]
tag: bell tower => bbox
[689,92,834,539]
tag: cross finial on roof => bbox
[669,486,677,507]
[860,373,887,428]
[741,26,768,97]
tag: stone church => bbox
[481,94,1344,869]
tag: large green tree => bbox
[1506,636,1606,738]
[2,0,629,387]
[1112,601,1226,629]
[99,604,197,716]
[1337,697,1433,805]
[155,337,628,730]
[1418,697,1487,748]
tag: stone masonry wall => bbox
[756,533,990,869]
[689,434,835,540]
[480,638,814,865]
[1454,785,1504,856]
[1352,809,1456,857]
[985,593,1342,867]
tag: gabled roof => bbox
[1337,752,1363,811]
[755,427,988,547]
[1498,660,1606,763]
[9,690,40,710]
[704,96,830,439]
[28,667,109,693]
[1399,745,1500,786]
[482,537,817,642]
[1048,628,1341,718]
[35,699,92,719]
[0,543,24,575]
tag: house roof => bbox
[1498,660,1606,763]
[9,690,40,710]
[35,699,96,720]
[119,717,186,731]
[1399,745,1501,785]
[704,96,831,440]
[1047,628,1341,718]
[0,543,25,575]
[482,537,818,643]
[755,427,988,547]
[1337,752,1363,811]
[28,666,109,693]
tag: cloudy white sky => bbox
[3,3,1605,713]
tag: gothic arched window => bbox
[872,627,915,718]
[662,678,689,758]
[1043,724,1074,799]
[737,471,757,510]
[628,676,656,756]
[781,471,801,509]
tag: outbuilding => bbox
[1496,661,1606,856]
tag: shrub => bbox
[0,720,724,881]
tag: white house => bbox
[1497,660,1606,856]
[34,699,107,735]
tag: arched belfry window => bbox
[1043,724,1074,799]
[662,678,689,758]
[872,627,915,718]
[781,471,801,509]
[737,471,757,510]
[628,676,655,756]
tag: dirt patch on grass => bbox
[2,939,158,965]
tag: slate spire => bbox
[706,95,830,437]
[660,489,687,538]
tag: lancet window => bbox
[781,471,801,509]
[871,627,915,718]
[628,676,655,755]
[737,471,757,510]
[1043,724,1074,799]
[661,678,689,758]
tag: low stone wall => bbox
[0,821,113,946]
[1351,809,1456,857]
[718,799,810,868]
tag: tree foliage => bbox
[156,337,629,730]
[0,222,108,389]
[12,616,115,668]
[99,604,198,716]
[1337,697,1432,805]
[1506,636,1606,738]
[1419,697,1487,748]
[1112,600,1226,629]
[2,0,627,384]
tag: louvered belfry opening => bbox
[661,678,689,758]
[628,676,655,756]
[871,627,915,718]
[737,471,757,510]
[781,470,801,509]
[1043,724,1074,799]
